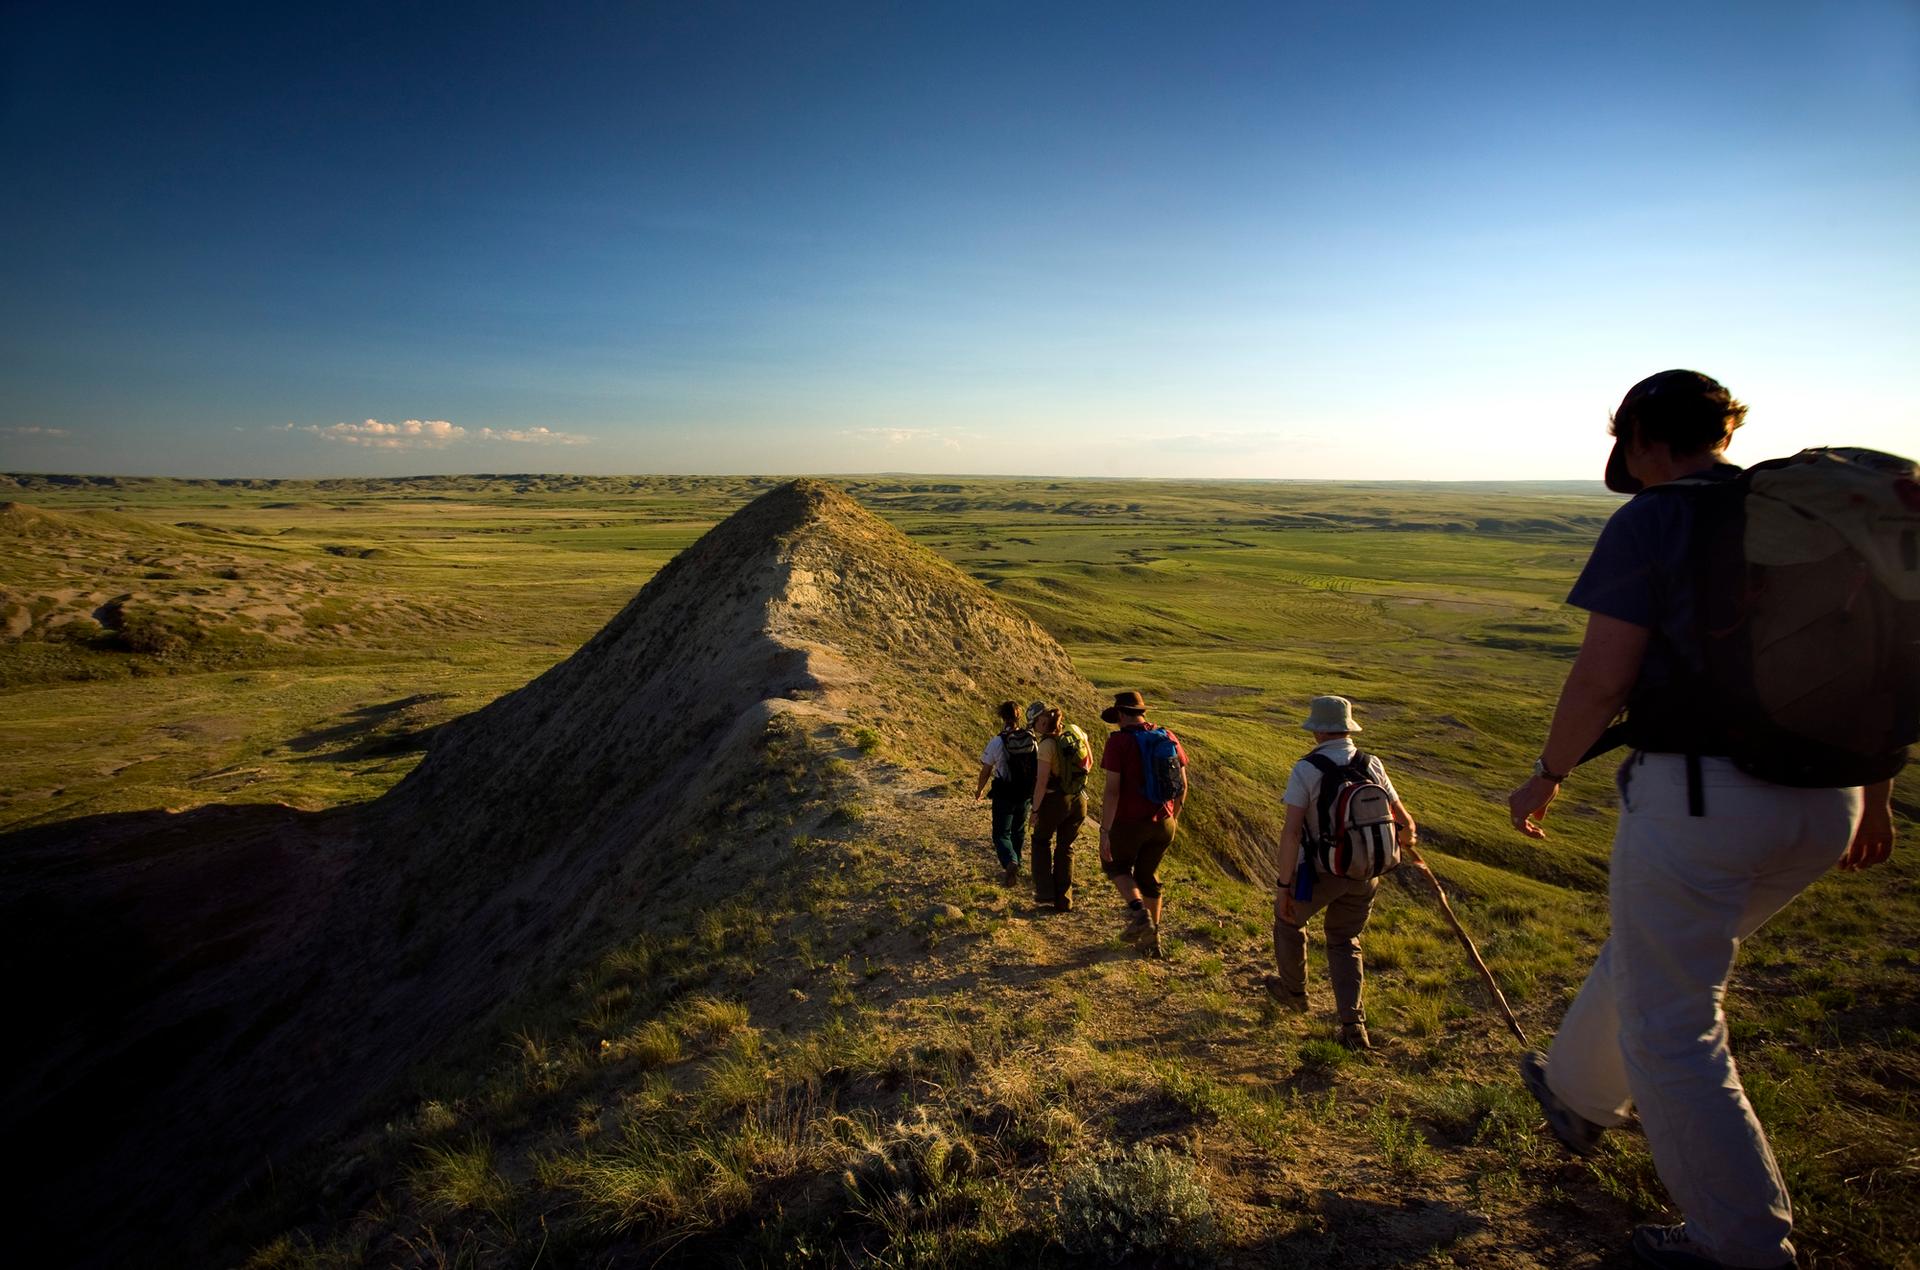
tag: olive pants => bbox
[1031,790,1084,904]
[1272,872,1379,1025]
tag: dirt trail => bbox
[826,755,1637,1268]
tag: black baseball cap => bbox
[1604,369,1730,495]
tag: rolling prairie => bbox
[2,474,1913,1268]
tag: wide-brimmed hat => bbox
[1101,690,1148,724]
[1302,695,1361,733]
[1025,700,1052,726]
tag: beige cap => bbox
[1302,695,1361,733]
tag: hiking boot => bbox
[1338,1022,1372,1051]
[1002,864,1020,886]
[1262,976,1309,1012]
[1033,887,1055,906]
[1519,1050,1606,1157]
[1053,893,1073,913]
[1630,1224,1792,1270]
[1143,925,1164,958]
[1120,909,1154,946]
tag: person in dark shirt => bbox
[1097,690,1189,957]
[1505,370,1899,1270]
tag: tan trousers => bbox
[1546,753,1860,1267]
[1272,873,1379,1024]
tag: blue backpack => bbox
[1132,727,1187,805]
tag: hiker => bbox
[1098,690,1190,957]
[1505,370,1906,1270]
[1267,695,1415,1051]
[973,699,1036,885]
[1025,701,1092,912]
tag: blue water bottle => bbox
[1293,857,1315,903]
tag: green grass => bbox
[6,473,1915,1267]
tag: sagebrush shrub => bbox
[1057,1143,1218,1265]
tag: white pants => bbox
[1546,753,1861,1268]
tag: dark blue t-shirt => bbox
[1566,463,1741,745]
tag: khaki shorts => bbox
[1103,816,1176,898]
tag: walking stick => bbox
[1402,842,1530,1047]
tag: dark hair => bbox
[1610,369,1748,458]
[997,700,1019,727]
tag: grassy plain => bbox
[3,473,1915,1266]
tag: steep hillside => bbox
[1,480,1111,1265]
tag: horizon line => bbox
[2,469,1617,489]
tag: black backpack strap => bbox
[1579,722,1630,767]
[1303,752,1343,843]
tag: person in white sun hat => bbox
[1268,695,1416,1051]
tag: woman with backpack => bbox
[1505,370,1905,1270]
[973,699,1035,886]
[1025,701,1091,912]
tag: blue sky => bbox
[1,1,1915,478]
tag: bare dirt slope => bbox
[2,480,1108,1264]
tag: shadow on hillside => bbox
[0,801,363,1264]
[282,692,449,761]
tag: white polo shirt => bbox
[980,732,1012,781]
[1283,738,1399,812]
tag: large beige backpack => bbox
[1640,447,1919,788]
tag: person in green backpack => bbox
[1025,701,1090,912]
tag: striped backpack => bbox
[1303,751,1400,879]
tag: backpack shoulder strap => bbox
[1302,752,1343,842]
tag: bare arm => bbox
[1028,750,1052,817]
[1276,802,1307,922]
[974,761,994,802]
[1839,779,1897,871]
[1508,612,1650,839]
[1099,767,1121,863]
[1390,798,1416,842]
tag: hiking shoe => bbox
[1053,894,1073,913]
[1002,865,1019,886]
[1338,1022,1372,1051]
[1120,910,1154,945]
[1143,926,1164,959]
[1630,1224,1792,1269]
[1519,1050,1606,1157]
[1262,976,1309,1012]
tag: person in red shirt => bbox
[1098,690,1190,957]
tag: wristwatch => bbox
[1532,756,1567,783]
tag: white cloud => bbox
[305,418,466,450]
[841,427,964,451]
[0,425,71,437]
[299,419,590,450]
[475,426,590,446]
